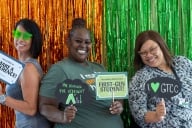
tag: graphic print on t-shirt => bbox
[80,73,96,91]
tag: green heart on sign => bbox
[151,82,160,93]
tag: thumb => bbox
[157,98,164,106]
[161,98,166,107]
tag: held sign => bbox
[145,77,181,100]
[95,72,128,100]
[55,79,92,106]
[0,51,24,85]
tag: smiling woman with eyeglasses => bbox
[129,30,192,128]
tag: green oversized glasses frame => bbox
[12,29,32,40]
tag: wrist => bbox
[62,111,69,124]
[0,94,6,105]
[155,111,164,122]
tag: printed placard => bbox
[145,77,181,100]
[55,79,92,106]
[0,51,24,84]
[95,72,128,100]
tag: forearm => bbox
[5,96,37,116]
[40,104,65,123]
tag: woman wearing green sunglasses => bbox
[0,18,52,128]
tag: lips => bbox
[15,40,27,50]
[16,43,25,48]
[17,43,25,47]
[145,56,157,64]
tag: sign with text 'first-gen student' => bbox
[95,72,128,100]
[0,51,25,85]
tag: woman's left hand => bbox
[109,100,123,115]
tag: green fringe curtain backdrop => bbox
[104,0,192,73]
[0,0,192,128]
[104,0,192,127]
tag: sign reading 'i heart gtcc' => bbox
[145,77,181,100]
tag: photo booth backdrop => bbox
[0,0,191,128]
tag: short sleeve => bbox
[39,64,66,98]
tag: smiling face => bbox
[139,40,167,69]
[13,25,32,55]
[68,28,92,63]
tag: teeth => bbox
[78,50,86,54]
[16,44,25,49]
[18,44,25,47]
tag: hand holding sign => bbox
[0,51,24,85]
[109,100,124,115]
[95,72,128,100]
[156,98,166,121]
[63,105,77,123]
[145,77,181,100]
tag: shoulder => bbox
[45,59,73,76]
[48,59,68,70]
[21,62,41,80]
[90,61,105,67]
[173,56,192,65]
[134,66,153,77]
[24,61,41,72]
[130,66,154,85]
[24,58,43,74]
[173,55,189,61]
[88,61,106,71]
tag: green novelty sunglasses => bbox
[13,29,32,40]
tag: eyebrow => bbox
[73,38,91,41]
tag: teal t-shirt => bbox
[39,58,124,128]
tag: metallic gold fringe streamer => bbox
[1,0,192,128]
[0,0,102,128]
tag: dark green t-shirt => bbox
[39,58,124,128]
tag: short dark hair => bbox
[134,30,172,70]
[14,18,42,58]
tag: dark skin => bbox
[39,28,123,124]
[39,96,123,123]
[39,96,77,123]
[110,100,124,114]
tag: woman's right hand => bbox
[145,98,166,123]
[155,98,166,121]
[64,105,77,123]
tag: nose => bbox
[145,52,154,57]
[80,41,86,47]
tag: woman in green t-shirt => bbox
[39,18,124,128]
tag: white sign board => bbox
[0,51,25,84]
